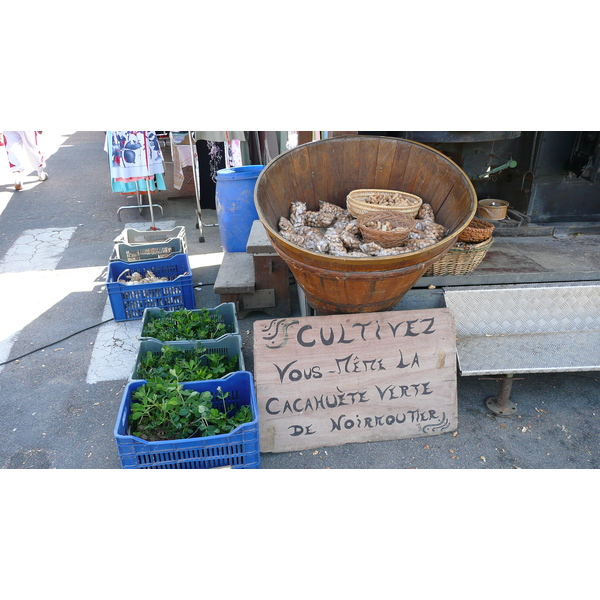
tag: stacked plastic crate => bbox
[107,244,260,469]
[108,227,260,468]
[106,227,195,322]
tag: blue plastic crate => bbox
[106,254,195,322]
[114,371,260,469]
[131,336,245,381]
[139,303,239,342]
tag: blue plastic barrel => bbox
[215,165,265,252]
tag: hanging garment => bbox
[109,176,166,194]
[244,131,286,165]
[194,131,246,143]
[260,131,281,164]
[105,131,166,193]
[106,131,165,180]
[194,132,248,167]
[3,131,46,175]
[206,141,224,183]
[171,137,193,190]
[226,139,243,167]
[246,131,262,165]
[196,139,226,209]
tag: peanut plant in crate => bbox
[135,345,240,382]
[141,308,234,341]
[129,377,252,442]
[114,372,260,469]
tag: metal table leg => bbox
[483,374,520,417]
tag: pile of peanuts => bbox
[117,269,171,284]
[363,191,420,208]
[361,215,410,232]
[278,200,447,257]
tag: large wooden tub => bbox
[254,135,477,314]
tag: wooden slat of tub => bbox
[272,153,304,212]
[308,140,336,209]
[356,137,379,190]
[255,180,276,230]
[388,141,412,193]
[436,182,474,233]
[402,144,443,197]
[394,145,474,225]
[256,168,286,230]
[405,149,446,204]
[340,138,361,205]
[320,137,408,206]
[291,144,317,210]
[373,137,402,190]
[417,163,463,212]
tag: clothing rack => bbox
[188,130,219,243]
[116,180,164,230]
[106,132,164,231]
[170,131,258,242]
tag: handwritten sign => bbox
[253,308,457,453]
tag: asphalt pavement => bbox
[1,131,599,470]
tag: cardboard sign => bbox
[253,308,457,453]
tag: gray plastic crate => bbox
[139,303,239,343]
[110,237,185,262]
[115,226,187,250]
[131,336,244,381]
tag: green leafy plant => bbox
[129,379,253,442]
[135,345,239,382]
[142,309,231,341]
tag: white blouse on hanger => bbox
[106,131,165,181]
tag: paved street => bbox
[1,131,599,470]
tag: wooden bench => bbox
[443,281,600,416]
[214,220,291,319]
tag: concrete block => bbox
[246,220,276,254]
[213,252,255,294]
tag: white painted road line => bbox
[0,226,99,373]
[0,220,190,382]
[85,220,178,384]
[0,227,77,274]
[85,298,142,384]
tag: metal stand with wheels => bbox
[116,180,163,230]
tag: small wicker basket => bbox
[347,189,423,218]
[457,217,495,243]
[424,237,494,276]
[357,211,416,248]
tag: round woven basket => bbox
[357,211,416,248]
[424,237,494,276]
[457,217,495,243]
[347,189,423,218]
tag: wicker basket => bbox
[424,237,494,276]
[357,211,416,248]
[347,189,423,218]
[457,218,495,243]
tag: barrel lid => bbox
[216,165,265,180]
